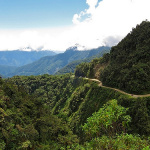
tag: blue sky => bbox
[0,0,87,28]
[0,0,149,51]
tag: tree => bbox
[82,99,131,139]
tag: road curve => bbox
[84,78,150,98]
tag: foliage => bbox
[7,74,150,138]
[55,47,110,75]
[3,70,150,149]
[75,62,90,77]
[82,100,131,139]
[7,74,79,110]
[70,134,150,150]
[75,21,150,94]
[62,99,150,150]
[75,53,110,79]
[0,75,79,149]
[129,98,150,135]
[101,21,150,94]
[1,21,150,150]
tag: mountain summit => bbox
[7,46,109,77]
[75,21,150,94]
[101,21,150,94]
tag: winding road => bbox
[84,78,150,98]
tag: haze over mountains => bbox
[0,50,56,67]
[0,46,110,77]
[1,0,150,149]
[1,21,150,149]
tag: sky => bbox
[0,0,150,51]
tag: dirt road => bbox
[85,78,150,98]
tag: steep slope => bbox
[75,21,150,94]
[75,52,110,79]
[55,48,110,75]
[8,46,110,77]
[8,74,150,139]
[0,50,56,67]
[0,65,17,77]
[0,75,78,149]
[101,21,150,94]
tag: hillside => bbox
[55,48,110,75]
[8,46,110,77]
[5,73,150,149]
[101,21,150,94]
[0,50,56,67]
[75,21,150,94]
[1,21,150,149]
[0,65,17,77]
[0,75,79,149]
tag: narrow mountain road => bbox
[84,78,150,98]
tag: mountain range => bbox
[1,21,150,149]
[2,46,110,77]
[0,50,56,67]
[55,47,110,75]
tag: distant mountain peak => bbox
[66,44,86,52]
[20,46,49,52]
[66,46,78,52]
[20,46,33,51]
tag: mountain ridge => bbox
[0,50,56,67]
[1,21,150,149]
[75,21,150,94]
[55,48,110,75]
[7,46,110,77]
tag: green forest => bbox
[75,21,150,94]
[0,21,150,150]
[1,73,150,149]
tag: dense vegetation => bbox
[55,48,110,75]
[0,75,79,149]
[1,21,150,149]
[101,21,150,94]
[75,53,110,79]
[3,73,150,149]
[75,21,150,94]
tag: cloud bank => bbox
[0,0,150,51]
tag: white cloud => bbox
[0,0,150,51]
[86,0,98,14]
[72,14,80,25]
